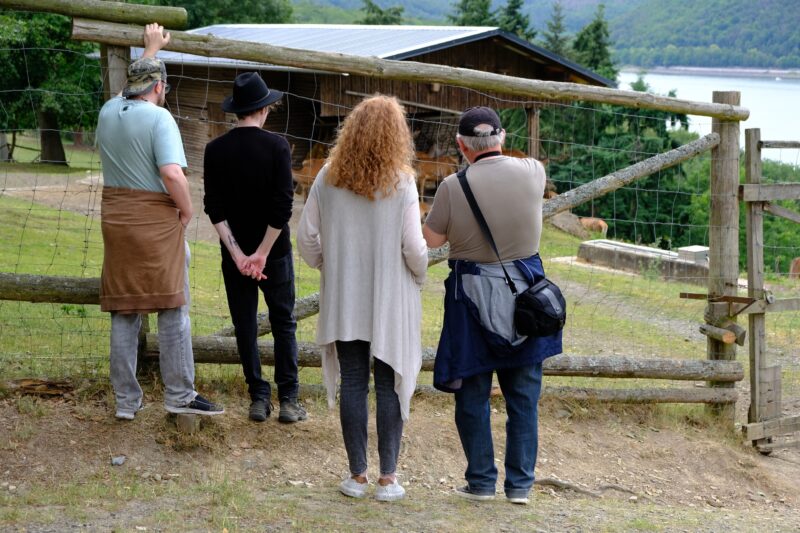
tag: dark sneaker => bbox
[249,399,271,422]
[454,485,496,501]
[278,399,307,423]
[165,394,224,416]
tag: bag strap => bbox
[456,167,518,295]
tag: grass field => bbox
[0,168,798,396]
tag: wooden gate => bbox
[741,128,800,452]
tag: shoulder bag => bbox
[456,167,566,337]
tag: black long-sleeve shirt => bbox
[203,127,294,261]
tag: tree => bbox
[495,0,536,41]
[0,12,101,165]
[541,1,570,58]
[571,4,618,81]
[146,0,293,28]
[448,0,495,26]
[358,0,404,25]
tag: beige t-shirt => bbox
[426,156,546,263]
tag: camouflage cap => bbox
[122,57,167,98]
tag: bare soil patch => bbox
[1,383,799,532]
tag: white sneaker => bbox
[375,480,406,502]
[339,477,368,498]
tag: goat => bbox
[579,217,608,238]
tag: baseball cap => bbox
[458,107,502,137]
[123,57,167,98]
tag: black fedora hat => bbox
[222,72,283,114]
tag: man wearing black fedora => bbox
[203,72,306,423]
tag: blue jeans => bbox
[454,363,543,498]
[336,340,403,476]
[222,252,299,402]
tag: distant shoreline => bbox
[620,66,800,79]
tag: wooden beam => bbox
[543,133,719,219]
[740,183,800,202]
[212,293,320,337]
[298,383,737,404]
[724,297,800,315]
[763,202,800,224]
[699,324,736,344]
[70,18,750,121]
[0,272,99,304]
[760,140,800,149]
[743,415,800,441]
[144,335,744,382]
[0,0,187,29]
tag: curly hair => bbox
[326,94,415,200]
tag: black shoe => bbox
[454,485,496,501]
[278,399,307,423]
[165,394,224,416]
[249,399,271,422]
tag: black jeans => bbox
[221,252,299,402]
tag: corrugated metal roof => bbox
[144,24,613,87]
[152,24,494,70]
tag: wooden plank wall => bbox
[319,39,565,117]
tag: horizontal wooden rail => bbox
[144,335,744,381]
[740,183,800,202]
[760,141,800,149]
[298,383,738,404]
[71,18,750,121]
[0,272,99,305]
[542,133,720,219]
[743,415,800,441]
[0,0,187,28]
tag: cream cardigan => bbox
[297,167,428,420]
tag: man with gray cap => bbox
[423,107,562,505]
[203,72,306,424]
[96,23,223,419]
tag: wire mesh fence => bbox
[1,43,798,422]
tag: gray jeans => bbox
[336,340,403,476]
[110,241,196,413]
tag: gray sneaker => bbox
[249,399,270,422]
[278,399,307,423]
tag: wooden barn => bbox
[148,24,614,178]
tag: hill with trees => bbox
[610,0,800,68]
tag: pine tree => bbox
[495,0,536,41]
[571,4,618,81]
[448,0,495,26]
[358,0,404,24]
[541,1,570,57]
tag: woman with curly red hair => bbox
[298,95,428,502]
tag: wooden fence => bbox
[0,0,752,414]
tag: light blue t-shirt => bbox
[96,96,187,193]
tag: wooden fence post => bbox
[706,91,741,421]
[744,128,780,432]
[526,106,540,159]
[100,44,129,101]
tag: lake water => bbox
[619,70,800,165]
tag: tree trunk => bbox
[0,132,9,162]
[38,111,68,165]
